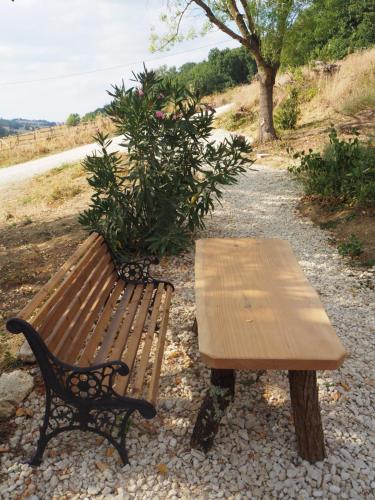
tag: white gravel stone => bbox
[1,163,374,498]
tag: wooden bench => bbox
[6,232,174,465]
[191,238,346,463]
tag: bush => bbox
[289,128,375,206]
[338,234,364,258]
[79,68,252,257]
[66,113,80,127]
[216,106,257,131]
[275,88,300,130]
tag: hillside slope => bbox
[213,48,375,156]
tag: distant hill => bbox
[0,118,58,138]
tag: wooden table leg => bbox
[288,370,326,463]
[191,369,235,453]
[192,317,198,336]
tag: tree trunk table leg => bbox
[192,317,198,336]
[288,370,326,463]
[191,369,235,453]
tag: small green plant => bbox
[338,234,364,258]
[275,88,300,130]
[2,350,22,372]
[289,128,375,206]
[79,68,252,256]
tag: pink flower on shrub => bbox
[172,112,182,120]
[135,88,144,97]
[155,110,166,119]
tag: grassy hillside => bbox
[213,48,375,153]
[0,115,116,168]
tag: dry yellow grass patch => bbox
[0,116,116,168]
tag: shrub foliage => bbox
[79,69,252,256]
[275,88,301,130]
[289,128,375,206]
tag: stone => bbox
[17,341,36,364]
[0,370,34,419]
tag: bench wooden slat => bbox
[132,283,165,396]
[32,238,106,334]
[93,283,136,364]
[63,272,117,364]
[46,253,113,354]
[107,285,145,361]
[115,284,155,395]
[77,279,125,366]
[18,232,100,321]
[195,238,346,370]
[148,286,173,404]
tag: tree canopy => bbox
[158,46,257,96]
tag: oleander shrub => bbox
[289,128,375,206]
[79,68,252,256]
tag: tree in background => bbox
[282,0,375,66]
[65,113,80,127]
[157,46,256,96]
[152,1,311,143]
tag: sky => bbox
[0,0,238,122]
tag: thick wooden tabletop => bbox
[195,238,346,370]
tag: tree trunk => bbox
[288,370,326,463]
[258,66,277,143]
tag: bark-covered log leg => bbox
[192,317,198,336]
[191,369,235,453]
[288,370,326,463]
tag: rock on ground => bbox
[0,370,34,419]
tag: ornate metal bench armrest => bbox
[6,318,131,402]
[117,256,175,291]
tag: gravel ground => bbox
[1,164,374,499]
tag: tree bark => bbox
[258,66,277,143]
[191,369,235,453]
[288,370,326,463]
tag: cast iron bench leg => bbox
[191,369,235,453]
[288,370,326,463]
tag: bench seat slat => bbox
[132,283,165,396]
[63,271,117,364]
[114,283,155,395]
[77,279,125,367]
[93,283,136,364]
[46,253,113,354]
[106,285,145,362]
[147,286,173,404]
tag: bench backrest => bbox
[18,232,117,362]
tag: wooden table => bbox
[191,238,346,463]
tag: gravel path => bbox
[1,165,374,499]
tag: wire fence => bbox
[0,119,112,151]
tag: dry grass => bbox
[316,48,375,115]
[0,162,92,368]
[211,48,375,159]
[0,116,116,168]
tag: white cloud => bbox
[0,0,237,121]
